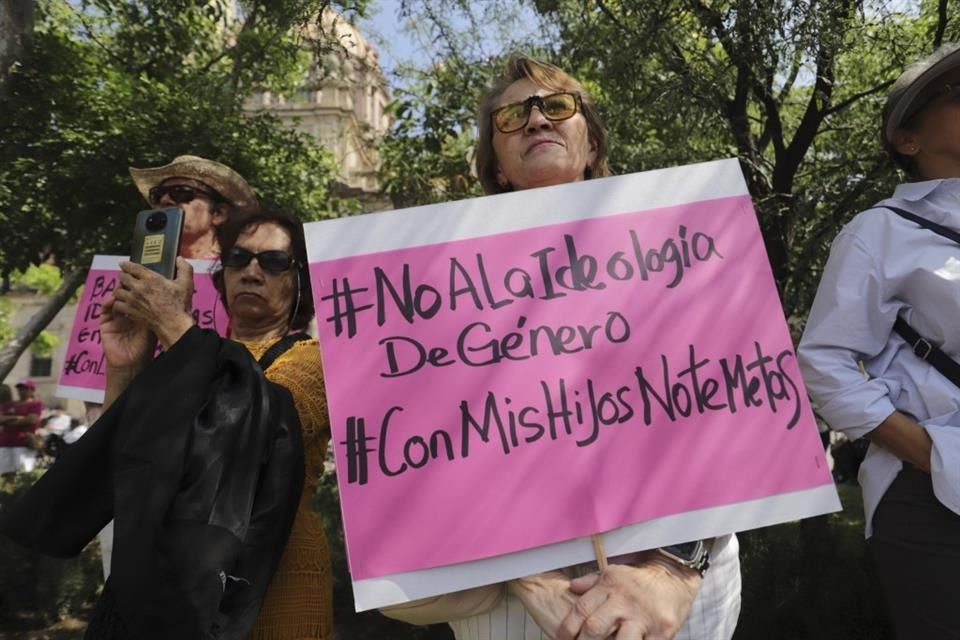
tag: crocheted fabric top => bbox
[240,336,333,640]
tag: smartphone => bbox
[131,207,184,278]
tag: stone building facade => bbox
[245,11,391,206]
[3,291,84,417]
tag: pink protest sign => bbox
[56,255,229,403]
[305,159,840,610]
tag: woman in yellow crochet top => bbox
[239,334,332,639]
[215,209,334,640]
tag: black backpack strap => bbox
[893,317,960,387]
[882,206,960,388]
[257,332,312,372]
[883,205,960,245]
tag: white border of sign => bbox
[355,485,838,610]
[306,158,749,258]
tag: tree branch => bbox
[229,0,261,98]
[686,0,780,189]
[934,0,948,48]
[795,155,890,276]
[777,0,859,195]
[66,3,132,69]
[0,268,86,383]
[596,0,638,36]
[823,79,894,117]
[776,48,803,105]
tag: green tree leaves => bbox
[0,0,362,280]
[0,0,366,376]
[382,0,958,317]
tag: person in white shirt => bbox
[799,42,960,639]
[381,55,741,640]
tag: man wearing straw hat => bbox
[129,155,258,259]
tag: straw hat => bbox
[129,155,258,209]
[883,42,960,143]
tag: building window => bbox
[295,89,315,104]
[29,355,52,378]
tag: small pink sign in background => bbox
[311,186,834,585]
[56,256,229,403]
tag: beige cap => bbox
[129,155,258,209]
[883,42,960,143]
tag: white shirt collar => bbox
[891,177,960,203]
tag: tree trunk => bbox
[0,0,35,100]
[0,268,86,382]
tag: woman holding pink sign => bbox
[381,56,741,640]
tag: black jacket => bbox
[0,327,305,639]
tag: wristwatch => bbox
[656,540,710,577]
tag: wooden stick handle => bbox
[591,533,608,571]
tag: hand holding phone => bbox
[131,207,184,278]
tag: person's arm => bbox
[0,414,39,430]
[505,570,579,636]
[380,583,504,625]
[798,227,904,442]
[555,551,703,640]
[100,294,155,410]
[112,258,195,351]
[868,410,933,472]
[0,399,43,430]
[100,258,195,409]
[800,225,942,473]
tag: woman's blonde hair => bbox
[475,56,610,194]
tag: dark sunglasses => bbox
[491,92,582,134]
[148,184,223,206]
[222,246,298,274]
